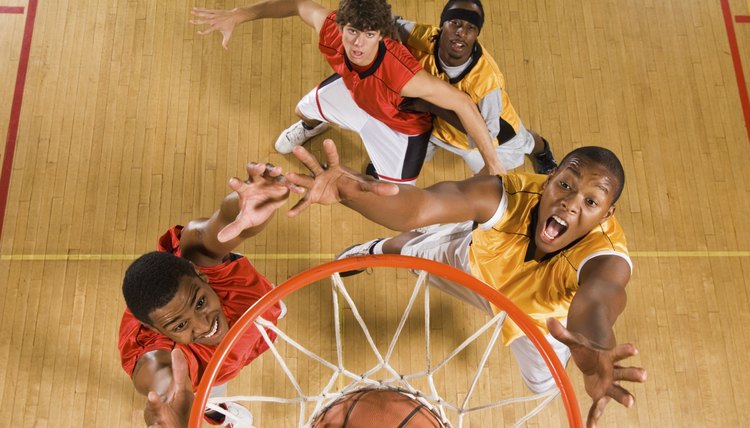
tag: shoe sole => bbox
[334,244,370,277]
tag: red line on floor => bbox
[720,0,750,143]
[0,6,24,13]
[736,15,750,23]
[0,0,38,239]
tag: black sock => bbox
[301,121,317,130]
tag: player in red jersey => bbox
[191,0,506,184]
[119,163,299,427]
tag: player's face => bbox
[340,24,383,66]
[535,158,617,255]
[438,2,481,66]
[148,273,229,347]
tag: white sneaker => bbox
[335,238,384,277]
[219,402,254,428]
[274,120,330,154]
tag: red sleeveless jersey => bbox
[318,12,432,135]
[118,226,281,389]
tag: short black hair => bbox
[336,0,393,38]
[558,146,626,204]
[122,251,199,325]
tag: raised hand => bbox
[285,139,399,217]
[190,7,250,49]
[547,318,646,428]
[144,349,193,428]
[217,162,303,243]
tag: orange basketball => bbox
[312,388,444,427]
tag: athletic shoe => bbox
[530,137,558,174]
[205,402,254,427]
[274,120,329,154]
[364,162,379,179]
[335,238,384,277]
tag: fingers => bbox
[612,342,639,362]
[613,365,647,384]
[320,139,341,167]
[222,31,231,49]
[292,146,327,176]
[546,317,579,347]
[361,179,399,197]
[586,396,611,428]
[276,175,306,194]
[606,383,635,408]
[217,219,249,243]
[287,197,312,218]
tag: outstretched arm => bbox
[548,255,646,428]
[190,0,331,49]
[133,349,193,428]
[400,70,505,176]
[285,139,503,230]
[179,162,303,267]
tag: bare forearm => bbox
[237,0,304,21]
[567,284,626,349]
[341,182,474,231]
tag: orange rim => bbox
[189,255,583,427]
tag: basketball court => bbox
[1,0,750,426]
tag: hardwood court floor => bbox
[1,0,750,426]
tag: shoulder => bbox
[460,45,505,95]
[562,217,632,282]
[405,22,438,52]
[502,172,546,196]
[383,38,422,72]
[318,11,342,49]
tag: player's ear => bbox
[193,265,209,284]
[541,169,556,189]
[601,204,616,222]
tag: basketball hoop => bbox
[189,255,583,427]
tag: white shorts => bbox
[427,121,535,173]
[400,221,571,393]
[296,75,431,185]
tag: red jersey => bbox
[118,226,281,389]
[318,12,432,135]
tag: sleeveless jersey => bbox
[406,23,522,149]
[318,12,432,135]
[469,173,631,344]
[118,226,281,389]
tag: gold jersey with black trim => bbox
[405,23,522,150]
[468,173,631,344]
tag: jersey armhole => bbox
[477,180,507,230]
[575,251,633,283]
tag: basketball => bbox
[312,389,445,427]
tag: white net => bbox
[205,267,566,427]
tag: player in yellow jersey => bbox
[261,140,647,427]
[393,0,558,174]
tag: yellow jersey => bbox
[405,23,522,150]
[469,173,631,344]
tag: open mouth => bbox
[542,215,568,241]
[450,40,466,50]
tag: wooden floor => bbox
[1,0,750,426]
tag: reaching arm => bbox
[191,0,331,49]
[285,139,503,230]
[548,255,646,428]
[400,70,505,175]
[179,163,302,267]
[133,349,194,428]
